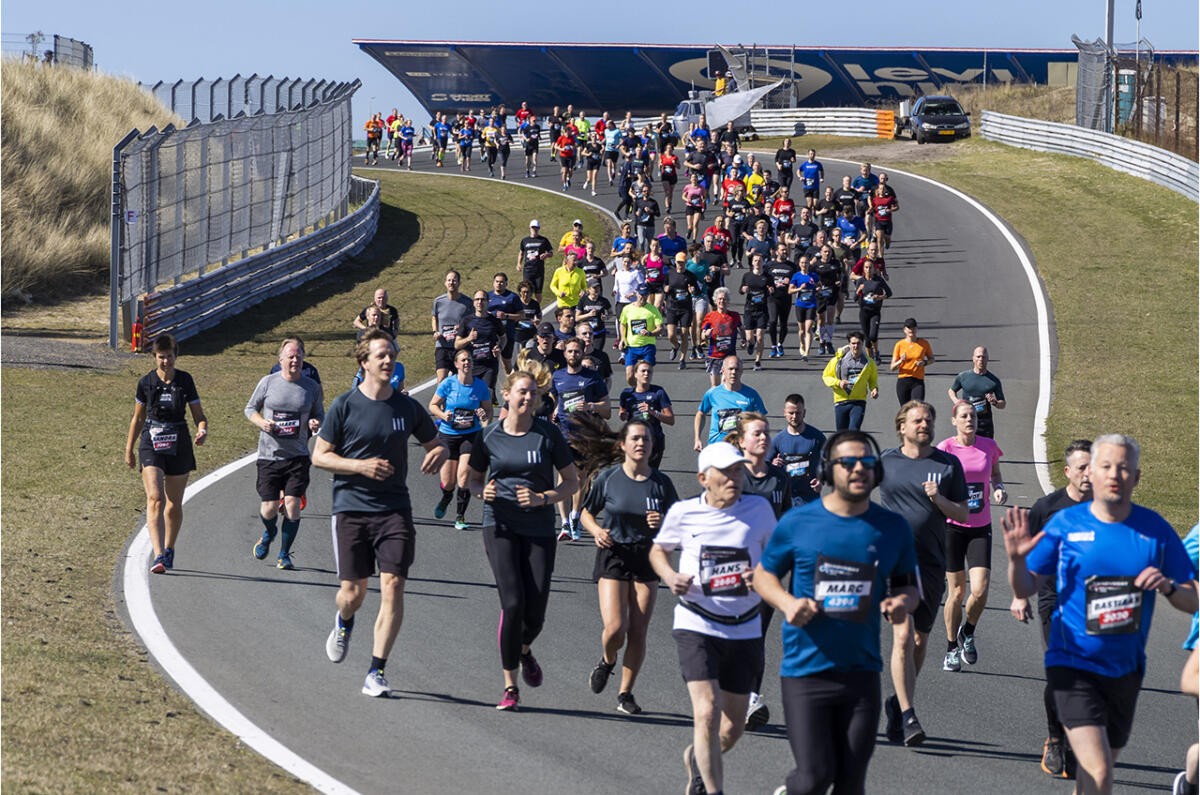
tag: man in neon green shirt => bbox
[549,250,587,309]
[821,330,879,430]
[618,283,664,385]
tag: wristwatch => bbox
[1163,579,1178,597]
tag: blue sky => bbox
[4,0,1196,126]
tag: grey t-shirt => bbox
[432,293,474,349]
[244,373,325,461]
[582,464,680,544]
[318,387,437,514]
[468,418,574,536]
[877,447,968,569]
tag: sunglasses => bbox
[831,456,878,470]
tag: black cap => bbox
[903,317,918,329]
[536,322,556,338]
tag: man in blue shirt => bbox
[769,393,827,507]
[756,429,919,795]
[693,355,766,449]
[1004,434,1197,794]
[551,337,611,540]
[798,149,824,210]
[486,272,523,374]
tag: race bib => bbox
[819,287,833,298]
[148,422,181,455]
[967,483,985,514]
[969,395,989,414]
[714,335,733,354]
[1085,576,1143,635]
[271,410,300,439]
[814,555,876,623]
[451,407,477,431]
[525,249,540,262]
[774,277,790,288]
[699,545,751,597]
[716,407,740,432]
[441,324,458,342]
[673,289,690,302]
[750,292,764,304]
[784,455,810,479]
[562,389,586,413]
[631,318,649,336]
[799,286,814,301]
[472,340,492,360]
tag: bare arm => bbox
[125,402,147,468]
[188,401,208,445]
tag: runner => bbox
[521,113,541,178]
[354,288,400,337]
[698,288,743,388]
[870,182,899,249]
[851,162,879,217]
[385,108,398,159]
[574,417,680,715]
[576,278,612,351]
[554,125,576,191]
[937,400,1007,672]
[363,112,382,165]
[431,270,474,384]
[527,323,567,371]
[125,334,208,574]
[650,441,776,795]
[512,280,542,352]
[313,330,446,697]
[682,173,707,240]
[798,149,824,210]
[582,131,602,196]
[948,347,1006,439]
[694,355,766,450]
[769,393,827,509]
[552,337,611,541]
[518,220,554,305]
[755,430,920,795]
[618,361,674,469]
[429,348,493,530]
[577,323,613,391]
[618,284,664,386]
[466,370,581,711]
[878,400,969,746]
[853,258,893,360]
[890,318,935,404]
[487,273,523,374]
[549,250,587,310]
[812,245,844,356]
[787,256,818,360]
[496,121,512,180]
[456,121,474,173]
[774,139,797,190]
[821,331,879,431]
[739,253,773,371]
[633,183,661,252]
[659,143,681,213]
[765,242,795,359]
[1003,435,1197,794]
[814,185,839,233]
[455,289,506,395]
[642,239,668,311]
[245,337,324,570]
[664,253,700,369]
[433,113,451,168]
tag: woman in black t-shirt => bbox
[467,370,579,711]
[124,334,208,574]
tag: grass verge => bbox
[888,137,1198,533]
[0,171,613,791]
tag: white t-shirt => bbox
[612,268,645,304]
[653,492,776,639]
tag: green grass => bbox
[0,171,614,791]
[888,138,1198,533]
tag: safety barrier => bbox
[139,176,379,345]
[980,110,1198,201]
[749,108,895,139]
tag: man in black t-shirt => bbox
[354,288,400,336]
[775,139,797,190]
[517,220,554,303]
[632,184,660,251]
[313,330,446,698]
[718,121,740,154]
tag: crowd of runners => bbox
[126,104,1199,795]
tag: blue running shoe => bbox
[277,552,294,570]
[162,547,174,570]
[253,532,272,560]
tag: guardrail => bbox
[981,110,1199,201]
[750,108,895,139]
[139,176,379,346]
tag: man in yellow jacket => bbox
[821,330,879,431]
[549,250,587,309]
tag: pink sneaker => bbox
[496,686,520,711]
[520,651,543,687]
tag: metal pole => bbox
[1104,0,1115,132]
[790,46,796,108]
[110,129,139,349]
[1174,71,1181,153]
[983,50,988,89]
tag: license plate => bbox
[938,130,955,135]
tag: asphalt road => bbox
[121,142,1196,794]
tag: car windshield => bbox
[923,100,965,116]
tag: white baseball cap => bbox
[733,155,743,163]
[573,218,583,226]
[697,441,748,474]
[529,219,540,227]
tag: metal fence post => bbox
[110,129,139,349]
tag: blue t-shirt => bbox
[619,385,672,439]
[611,235,637,256]
[399,125,415,142]
[837,215,867,245]
[487,289,522,336]
[770,425,827,505]
[698,384,766,445]
[1027,503,1196,677]
[1183,524,1199,650]
[434,122,450,141]
[657,233,688,260]
[604,128,621,151]
[551,367,607,422]
[434,375,492,435]
[799,160,823,188]
[789,271,818,308]
[761,500,917,677]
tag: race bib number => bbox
[441,324,458,342]
[967,483,985,514]
[714,335,733,354]
[716,407,740,432]
[451,408,476,431]
[673,289,690,302]
[1085,576,1143,635]
[271,410,300,439]
[819,287,833,298]
[562,389,586,413]
[774,277,790,288]
[814,555,876,623]
[699,545,751,597]
[526,249,540,262]
[472,340,492,360]
[750,292,764,304]
[148,422,180,455]
[969,395,989,414]
[631,319,648,336]
[662,165,674,176]
[799,286,814,301]
[784,455,810,479]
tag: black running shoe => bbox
[589,659,614,694]
[616,691,642,715]
[884,694,902,743]
[1041,737,1067,778]
[902,712,926,747]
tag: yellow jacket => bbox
[549,265,587,308]
[822,346,878,402]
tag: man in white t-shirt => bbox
[651,442,777,795]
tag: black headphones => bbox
[821,430,885,486]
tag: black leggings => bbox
[482,523,558,671]
[859,305,882,346]
[730,222,748,263]
[615,193,634,218]
[896,376,925,404]
[781,671,880,795]
[767,298,791,346]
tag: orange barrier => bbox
[875,110,896,139]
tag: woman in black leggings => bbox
[853,259,893,360]
[467,370,579,711]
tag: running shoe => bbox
[884,694,902,743]
[326,619,352,663]
[683,744,706,795]
[679,360,687,370]
[590,659,615,693]
[569,517,582,541]
[557,521,571,542]
[670,346,679,361]
[434,492,452,519]
[616,691,642,715]
[496,686,520,711]
[957,626,978,665]
[745,693,770,730]
[1173,771,1193,795]
[362,669,391,697]
[150,554,166,574]
[1041,737,1068,778]
[253,530,273,560]
[747,339,755,356]
[454,516,470,531]
[943,647,962,672]
[520,650,543,687]
[277,552,294,570]
[753,363,763,371]
[902,712,926,746]
[162,547,174,570]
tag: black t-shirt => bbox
[469,418,574,534]
[528,346,566,371]
[855,276,892,309]
[766,259,796,294]
[815,199,839,228]
[522,122,542,145]
[633,197,660,227]
[792,222,818,250]
[726,198,750,224]
[577,294,612,333]
[581,256,606,280]
[719,129,740,150]
[877,447,968,568]
[137,369,199,424]
[666,270,699,306]
[742,464,793,519]
[834,188,858,213]
[514,299,542,341]
[684,150,709,175]
[775,148,797,170]
[584,464,680,545]
[457,314,505,362]
[520,235,553,274]
[741,272,772,312]
[814,259,842,295]
[357,305,400,336]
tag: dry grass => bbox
[951,81,1078,124]
[0,171,613,792]
[0,60,180,300]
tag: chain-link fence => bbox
[1073,36,1111,131]
[1,32,92,67]
[142,76,349,125]
[113,78,359,307]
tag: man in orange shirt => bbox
[364,113,383,165]
[889,317,935,404]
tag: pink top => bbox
[936,435,1003,528]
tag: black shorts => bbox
[874,219,893,236]
[673,629,763,695]
[1046,666,1143,749]
[945,522,992,573]
[794,305,818,323]
[500,335,516,361]
[685,205,704,217]
[816,291,838,313]
[437,429,479,459]
[523,269,545,294]
[255,456,311,500]
[661,173,678,185]
[803,186,819,199]
[559,155,576,169]
[435,346,456,372]
[744,307,769,330]
[459,143,473,155]
[333,509,416,580]
[474,360,499,390]
[605,150,619,162]
[663,305,694,328]
[644,280,664,295]
[587,156,600,170]
[912,558,946,635]
[138,438,196,476]
[593,540,658,582]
